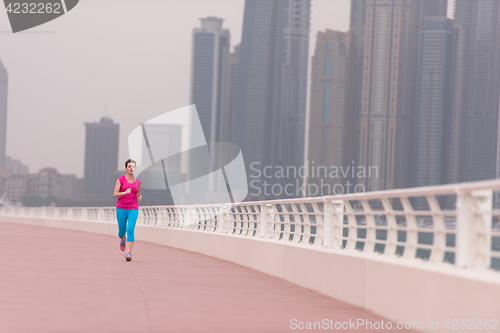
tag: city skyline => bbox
[0,0,362,178]
[0,1,460,184]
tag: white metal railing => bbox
[1,180,500,272]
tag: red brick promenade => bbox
[0,221,412,332]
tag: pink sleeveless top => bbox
[116,176,142,210]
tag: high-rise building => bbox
[0,58,8,170]
[307,30,356,196]
[415,18,464,189]
[220,44,240,144]
[455,0,500,182]
[235,0,286,200]
[350,0,366,56]
[355,0,420,191]
[235,0,313,199]
[191,17,230,146]
[83,117,119,200]
[190,17,231,203]
[418,0,447,21]
[350,0,449,193]
[283,0,311,190]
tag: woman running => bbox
[113,159,142,261]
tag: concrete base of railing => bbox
[2,215,499,332]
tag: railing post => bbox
[427,195,446,263]
[360,199,376,252]
[216,206,227,233]
[166,208,174,227]
[456,190,492,269]
[343,200,358,250]
[156,208,162,226]
[259,204,271,239]
[381,198,397,256]
[323,200,344,249]
[184,207,193,228]
[401,196,418,259]
[137,208,143,225]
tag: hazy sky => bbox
[0,0,453,177]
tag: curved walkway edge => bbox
[1,215,499,333]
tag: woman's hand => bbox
[113,179,133,198]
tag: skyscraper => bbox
[356,0,420,191]
[418,0,447,20]
[0,58,8,170]
[190,17,231,202]
[307,30,355,196]
[191,17,230,146]
[235,0,286,200]
[350,0,367,58]
[350,0,450,192]
[415,18,464,189]
[283,0,311,188]
[455,0,500,182]
[83,117,119,200]
[220,44,240,144]
[235,0,311,200]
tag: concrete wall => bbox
[2,215,499,332]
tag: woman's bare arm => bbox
[113,179,131,198]
[137,185,142,202]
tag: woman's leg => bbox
[116,209,127,241]
[125,209,139,253]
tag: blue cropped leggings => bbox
[116,208,138,242]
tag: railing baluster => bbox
[323,200,343,249]
[456,190,492,270]
[361,199,376,253]
[427,194,445,263]
[1,180,500,272]
[259,204,271,239]
[344,200,357,250]
[401,196,418,259]
[381,198,397,256]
